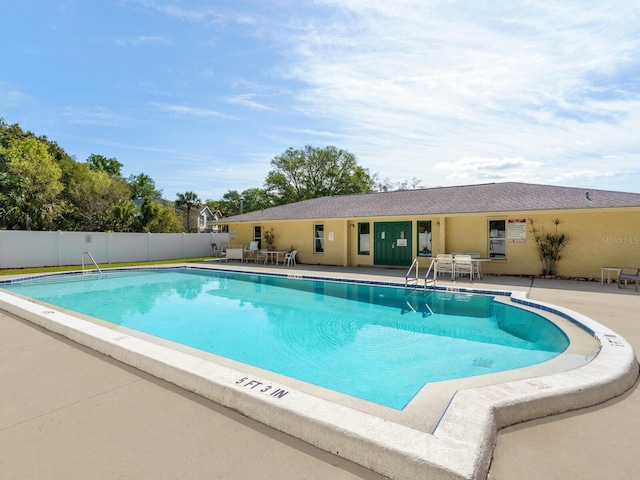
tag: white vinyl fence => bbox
[0,230,230,269]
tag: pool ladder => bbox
[82,251,103,276]
[405,258,436,291]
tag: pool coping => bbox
[0,266,637,480]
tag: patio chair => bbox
[618,267,640,292]
[466,253,482,279]
[453,255,473,283]
[435,254,454,280]
[284,250,297,266]
[244,241,259,262]
[256,249,268,263]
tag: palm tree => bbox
[175,191,201,232]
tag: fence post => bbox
[107,231,111,264]
[57,231,63,266]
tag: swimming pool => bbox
[1,267,569,409]
[0,265,635,480]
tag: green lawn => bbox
[0,257,216,276]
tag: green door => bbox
[373,221,413,266]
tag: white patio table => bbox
[264,251,288,265]
[601,267,622,285]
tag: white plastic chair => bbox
[435,254,454,279]
[256,249,268,263]
[284,250,297,266]
[244,241,259,262]
[453,255,473,283]
[466,253,482,279]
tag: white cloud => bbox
[432,156,545,184]
[6,0,639,200]
[115,35,172,47]
[120,0,244,25]
[61,107,132,127]
[155,5,225,23]
[160,156,271,200]
[288,128,347,139]
[275,0,640,189]
[225,94,274,111]
[0,82,31,107]
[151,103,233,119]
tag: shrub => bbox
[528,218,570,276]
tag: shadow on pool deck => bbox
[1,262,639,480]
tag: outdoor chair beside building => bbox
[618,267,640,292]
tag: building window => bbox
[358,223,370,255]
[253,226,262,249]
[314,224,324,253]
[417,220,432,257]
[489,220,506,259]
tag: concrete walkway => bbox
[1,264,639,479]
[487,276,640,480]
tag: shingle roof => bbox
[222,182,640,223]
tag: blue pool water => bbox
[1,268,569,409]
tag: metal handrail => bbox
[405,258,419,289]
[406,258,438,290]
[424,258,437,289]
[82,251,103,275]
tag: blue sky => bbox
[2,1,639,200]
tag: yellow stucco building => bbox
[220,182,640,279]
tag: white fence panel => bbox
[108,233,150,263]
[150,233,183,261]
[0,231,59,268]
[182,234,206,258]
[60,232,110,266]
[0,230,230,269]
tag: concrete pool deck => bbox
[1,262,639,479]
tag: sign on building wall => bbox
[508,218,527,243]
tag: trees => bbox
[86,153,124,178]
[1,118,391,231]
[264,145,374,205]
[65,164,133,231]
[128,173,162,201]
[127,174,176,233]
[175,191,201,232]
[109,200,137,232]
[215,190,243,216]
[214,188,275,216]
[239,188,275,213]
[0,136,65,230]
[372,174,424,192]
[0,118,187,233]
[138,197,182,233]
[395,177,425,191]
